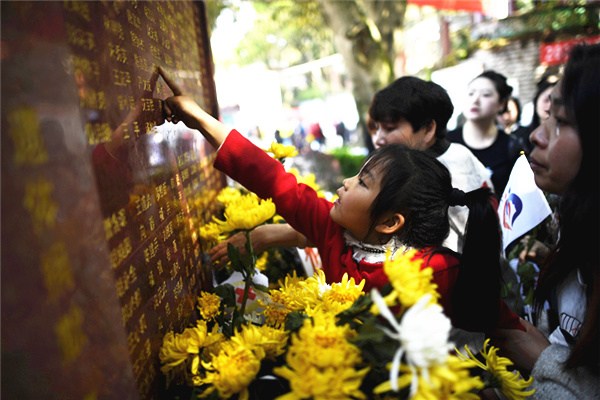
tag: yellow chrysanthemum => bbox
[159,331,193,374]
[216,186,243,206]
[288,168,327,198]
[318,273,366,315]
[234,323,289,360]
[375,354,483,399]
[198,222,224,244]
[276,363,368,400]
[159,320,222,374]
[265,142,298,160]
[260,286,291,329]
[382,249,440,309]
[262,302,290,329]
[200,340,261,400]
[272,214,285,223]
[213,194,276,232]
[255,252,269,272]
[267,271,322,312]
[458,339,535,400]
[302,269,331,297]
[197,291,221,321]
[289,312,361,368]
[274,311,369,399]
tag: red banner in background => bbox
[408,0,483,13]
[540,35,600,66]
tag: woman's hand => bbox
[489,318,550,373]
[518,237,550,264]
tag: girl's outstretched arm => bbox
[159,66,229,148]
[209,223,312,265]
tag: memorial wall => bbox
[1,1,224,398]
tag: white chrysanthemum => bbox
[398,294,453,367]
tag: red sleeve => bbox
[421,250,460,318]
[420,250,524,332]
[496,300,525,331]
[214,130,336,251]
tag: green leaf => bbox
[253,283,270,293]
[227,243,244,273]
[285,311,308,332]
[242,256,256,277]
[352,318,387,344]
[214,284,236,307]
[336,293,374,327]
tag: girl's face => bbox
[529,82,582,194]
[535,85,554,121]
[330,162,382,242]
[371,119,429,150]
[463,77,505,121]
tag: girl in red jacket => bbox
[162,80,520,334]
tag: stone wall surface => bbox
[1,2,223,398]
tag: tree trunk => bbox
[317,0,407,147]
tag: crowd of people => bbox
[162,42,599,398]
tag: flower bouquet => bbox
[159,142,535,399]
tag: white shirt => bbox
[548,269,587,347]
[437,143,494,252]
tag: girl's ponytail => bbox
[451,187,502,332]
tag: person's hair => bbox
[361,144,502,331]
[362,145,451,247]
[474,70,513,113]
[506,96,522,122]
[529,73,559,129]
[368,76,454,140]
[534,43,600,372]
[450,185,502,331]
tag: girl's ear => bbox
[375,213,405,234]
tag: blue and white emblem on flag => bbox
[498,154,552,252]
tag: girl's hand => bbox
[208,224,311,265]
[209,231,250,265]
[157,66,233,149]
[163,95,206,131]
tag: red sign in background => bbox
[540,35,600,66]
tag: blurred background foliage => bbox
[205,0,599,147]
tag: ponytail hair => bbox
[450,186,502,332]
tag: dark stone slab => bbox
[1,1,223,398]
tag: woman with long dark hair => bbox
[492,43,600,398]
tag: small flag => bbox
[498,154,552,252]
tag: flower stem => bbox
[238,230,256,318]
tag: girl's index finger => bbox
[157,66,183,96]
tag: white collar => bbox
[343,231,411,264]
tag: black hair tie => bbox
[448,188,467,207]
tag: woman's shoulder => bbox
[532,344,600,399]
[446,126,463,142]
[444,142,481,160]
